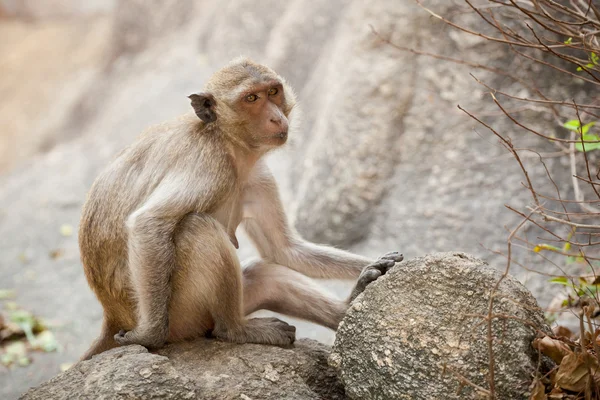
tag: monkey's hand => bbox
[114,326,168,349]
[348,251,403,303]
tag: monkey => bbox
[78,57,403,360]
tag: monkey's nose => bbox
[270,117,282,125]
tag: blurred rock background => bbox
[0,0,583,398]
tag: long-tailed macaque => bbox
[78,58,402,360]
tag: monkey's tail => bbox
[79,318,119,361]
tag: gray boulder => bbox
[21,339,346,400]
[330,252,549,400]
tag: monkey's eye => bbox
[246,94,258,102]
[268,88,278,96]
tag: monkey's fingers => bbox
[365,259,395,276]
[378,251,404,263]
[359,268,382,286]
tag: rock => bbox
[331,252,549,400]
[21,339,346,400]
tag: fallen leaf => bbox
[0,289,16,300]
[555,352,599,392]
[0,320,25,342]
[529,377,547,400]
[60,362,74,372]
[49,249,64,260]
[553,326,575,339]
[1,341,30,367]
[32,331,58,352]
[59,224,73,237]
[17,253,29,264]
[533,336,572,364]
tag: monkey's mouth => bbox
[276,131,288,140]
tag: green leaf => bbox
[584,285,599,296]
[591,52,599,65]
[564,37,573,45]
[564,120,581,131]
[9,309,35,325]
[581,121,596,135]
[534,244,561,253]
[9,309,37,344]
[575,134,600,152]
[577,66,583,71]
[549,277,574,288]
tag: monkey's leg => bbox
[242,255,403,330]
[169,213,295,346]
[242,259,348,330]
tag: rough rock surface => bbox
[21,339,346,400]
[330,252,549,400]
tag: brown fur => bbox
[79,58,397,361]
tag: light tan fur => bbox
[79,58,401,361]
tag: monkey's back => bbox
[79,114,233,321]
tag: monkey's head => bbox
[189,58,297,151]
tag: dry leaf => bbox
[533,336,572,364]
[0,320,25,342]
[553,326,575,339]
[529,377,547,400]
[49,249,64,260]
[554,352,599,392]
[547,386,565,399]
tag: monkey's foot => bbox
[233,317,296,347]
[114,327,167,349]
[348,251,403,303]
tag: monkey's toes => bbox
[113,329,165,348]
[272,319,296,345]
[114,329,131,345]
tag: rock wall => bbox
[0,0,580,397]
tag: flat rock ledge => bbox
[21,339,346,400]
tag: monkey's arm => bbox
[242,163,373,280]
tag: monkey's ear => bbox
[188,92,217,123]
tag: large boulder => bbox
[21,339,346,400]
[330,252,550,400]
